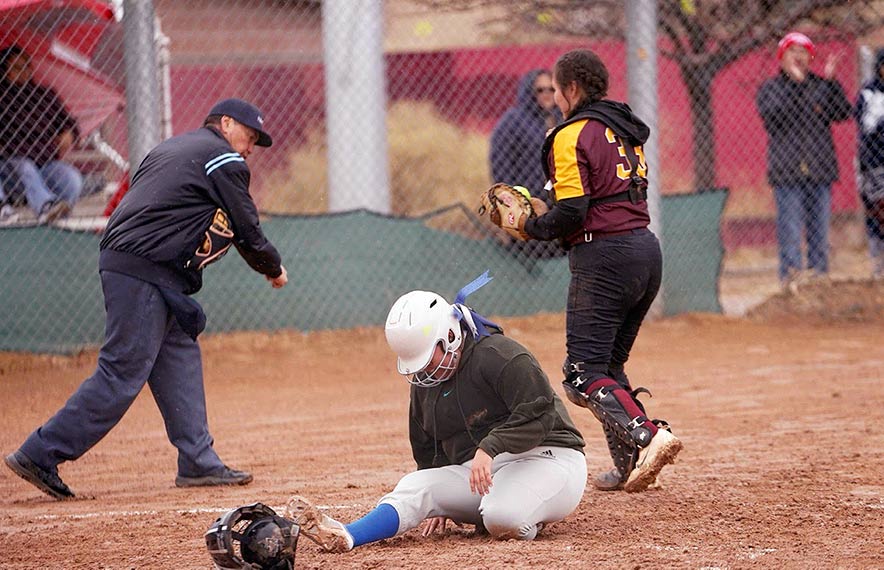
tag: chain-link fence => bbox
[2,0,882,353]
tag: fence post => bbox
[123,0,162,175]
[626,0,662,315]
[322,0,391,214]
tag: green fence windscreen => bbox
[1,194,725,353]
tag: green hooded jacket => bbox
[408,328,585,470]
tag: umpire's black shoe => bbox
[175,466,253,488]
[4,450,75,500]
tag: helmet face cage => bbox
[410,341,460,387]
[385,291,464,388]
[205,503,297,570]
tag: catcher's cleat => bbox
[285,495,353,553]
[175,465,253,488]
[4,450,75,500]
[623,429,683,493]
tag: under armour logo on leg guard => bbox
[628,416,653,447]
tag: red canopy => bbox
[0,0,123,136]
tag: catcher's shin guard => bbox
[562,375,658,449]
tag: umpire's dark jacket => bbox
[100,126,282,295]
[756,71,851,187]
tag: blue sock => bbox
[345,503,400,547]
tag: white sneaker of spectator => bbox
[0,204,20,224]
[37,200,72,225]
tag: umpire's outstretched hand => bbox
[267,265,289,289]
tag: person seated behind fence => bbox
[287,280,587,553]
[853,47,884,280]
[0,45,83,224]
[489,69,565,259]
[0,177,18,223]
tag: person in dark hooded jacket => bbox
[523,49,683,494]
[489,69,565,259]
[853,48,884,279]
[490,69,561,201]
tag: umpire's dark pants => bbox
[20,271,225,477]
[566,228,662,386]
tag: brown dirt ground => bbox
[1,282,883,570]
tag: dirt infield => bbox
[2,285,883,569]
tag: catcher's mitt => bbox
[477,183,535,241]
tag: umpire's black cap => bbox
[208,98,272,147]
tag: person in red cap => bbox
[756,32,852,289]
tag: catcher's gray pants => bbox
[378,446,586,540]
[19,271,225,477]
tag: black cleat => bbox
[593,467,625,491]
[4,451,75,500]
[175,466,253,488]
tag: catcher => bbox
[477,48,682,492]
[286,273,587,552]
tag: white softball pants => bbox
[378,446,587,540]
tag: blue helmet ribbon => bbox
[452,271,501,339]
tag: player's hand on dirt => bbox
[470,448,493,495]
[267,265,288,288]
[529,197,549,217]
[421,516,458,537]
[823,53,840,80]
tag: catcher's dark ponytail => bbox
[554,49,609,106]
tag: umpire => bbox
[4,98,288,499]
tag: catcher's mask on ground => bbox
[205,502,298,570]
[385,290,464,387]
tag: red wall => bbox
[169,40,861,212]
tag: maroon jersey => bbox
[547,118,650,243]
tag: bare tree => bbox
[422,0,884,192]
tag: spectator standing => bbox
[756,32,852,287]
[853,48,884,279]
[490,69,561,201]
[0,45,82,224]
[490,69,565,259]
[4,98,288,499]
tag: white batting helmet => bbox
[385,290,464,387]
